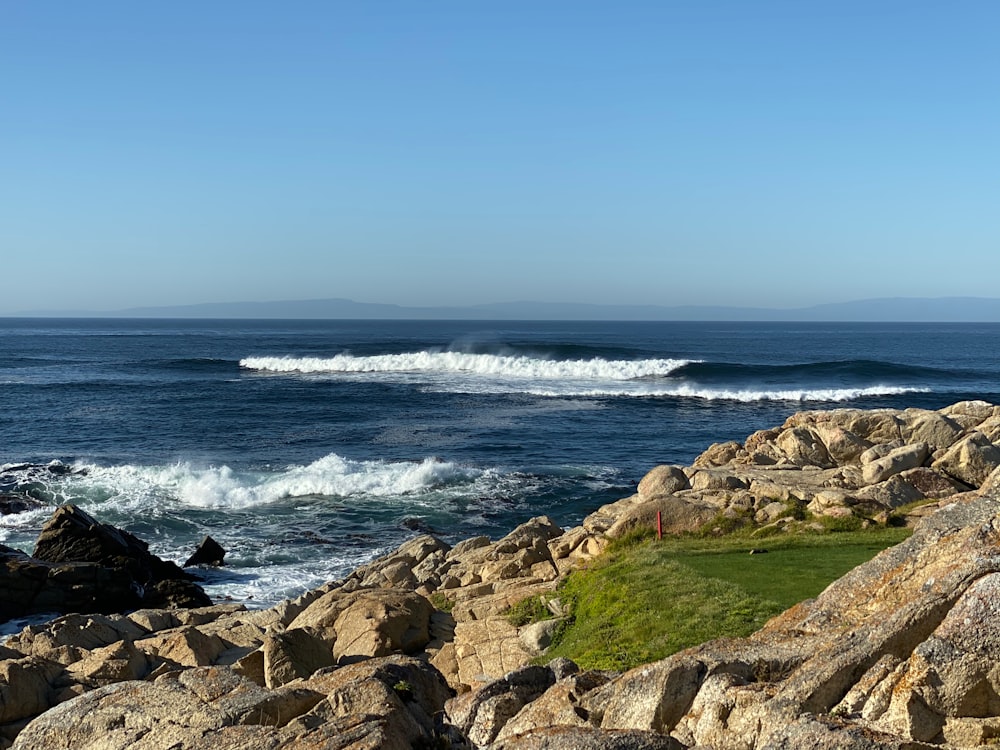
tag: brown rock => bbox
[262,628,335,688]
[333,589,432,662]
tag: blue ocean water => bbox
[1,318,998,607]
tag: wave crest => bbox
[67,455,481,510]
[240,352,692,380]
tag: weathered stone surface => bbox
[332,589,432,662]
[692,441,745,468]
[776,426,835,468]
[0,657,62,724]
[494,670,614,742]
[932,431,1000,488]
[490,726,684,749]
[262,628,335,688]
[861,442,929,485]
[636,465,690,499]
[901,408,965,451]
[64,638,149,688]
[600,657,707,733]
[12,657,448,750]
[690,469,748,492]
[812,423,871,465]
[604,496,716,539]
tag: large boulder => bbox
[29,505,211,612]
[636,465,690,499]
[932,432,1000,488]
[861,442,929,485]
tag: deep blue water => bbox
[1,318,998,606]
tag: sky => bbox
[2,1,998,314]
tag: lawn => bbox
[541,527,911,671]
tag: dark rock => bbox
[183,535,226,567]
[33,504,193,585]
[0,494,47,516]
[0,505,212,623]
[0,545,138,621]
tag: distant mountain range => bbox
[11,296,1000,322]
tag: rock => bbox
[262,628,336,688]
[604,496,716,539]
[901,409,965,451]
[896,467,968,500]
[776,426,835,468]
[692,441,745,468]
[600,657,706,733]
[494,670,614,742]
[861,442,929,485]
[296,655,453,744]
[853,475,925,510]
[0,546,144,623]
[690,469,748,492]
[0,657,62,724]
[490,725,684,749]
[812,423,871,464]
[932,431,1000,488]
[0,495,47,516]
[940,400,997,421]
[519,618,566,656]
[447,664,557,746]
[24,505,211,615]
[183,535,226,567]
[64,638,149,688]
[7,612,146,664]
[33,505,185,582]
[636,465,690,499]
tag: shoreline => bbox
[2,399,1000,748]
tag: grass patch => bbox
[428,591,454,613]
[506,594,554,627]
[545,527,910,671]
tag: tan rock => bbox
[689,469,748,492]
[861,442,929,485]
[692,441,745,468]
[776,426,835,468]
[637,465,690,499]
[940,400,997,421]
[262,628,335,688]
[64,639,148,688]
[495,670,612,742]
[329,589,432,662]
[0,657,62,725]
[853,475,925,509]
[138,626,227,668]
[901,408,964,451]
[932,431,1000,488]
[604,496,716,539]
[600,656,706,733]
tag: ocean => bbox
[2,318,998,611]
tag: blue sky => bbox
[2,1,997,313]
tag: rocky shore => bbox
[3,400,1000,748]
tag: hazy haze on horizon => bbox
[3,1,998,315]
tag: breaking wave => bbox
[240,352,693,380]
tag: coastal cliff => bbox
[3,400,1000,748]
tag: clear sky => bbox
[2,1,998,314]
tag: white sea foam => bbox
[515,384,930,402]
[240,352,692,380]
[77,454,482,510]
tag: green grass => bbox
[544,527,910,671]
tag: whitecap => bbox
[240,352,693,381]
